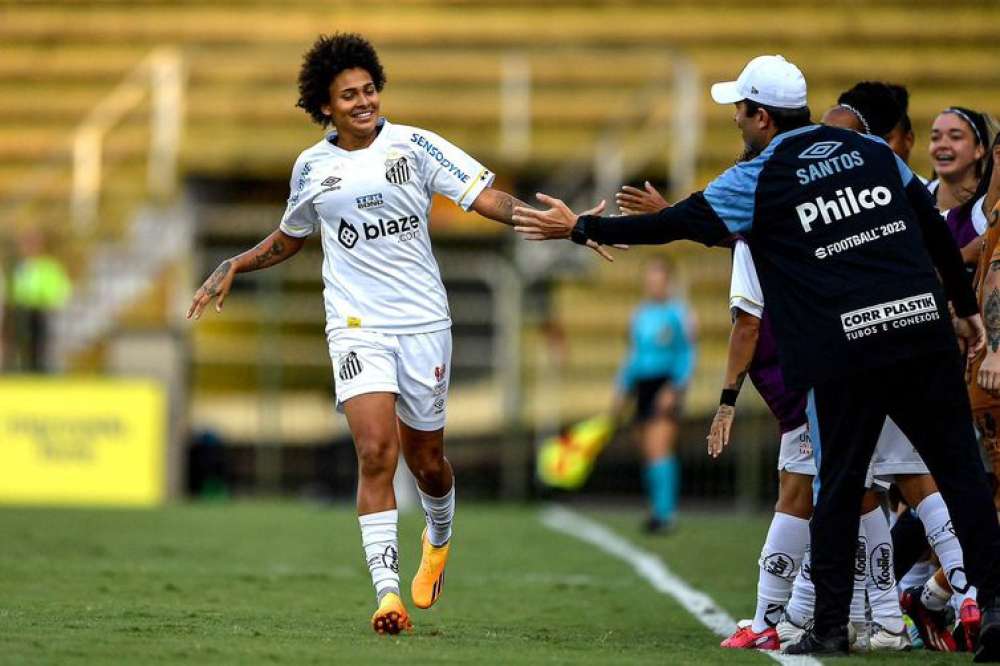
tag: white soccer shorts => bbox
[871,417,929,479]
[777,423,817,475]
[328,328,452,431]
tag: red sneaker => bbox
[721,620,780,650]
[900,586,957,651]
[960,598,982,652]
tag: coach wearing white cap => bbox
[515,55,1000,661]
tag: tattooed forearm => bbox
[725,362,752,392]
[475,189,526,227]
[986,287,1000,352]
[248,237,286,271]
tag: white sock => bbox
[786,545,815,629]
[751,512,810,633]
[900,559,936,593]
[418,484,455,547]
[861,507,904,633]
[359,509,400,602]
[916,492,975,604]
[849,532,869,624]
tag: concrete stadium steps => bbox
[5,6,998,47]
[4,3,1000,181]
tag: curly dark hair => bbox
[296,33,386,127]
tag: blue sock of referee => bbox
[646,456,678,521]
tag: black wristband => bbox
[720,389,739,406]
[570,218,590,245]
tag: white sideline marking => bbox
[539,505,822,666]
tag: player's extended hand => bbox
[514,194,626,262]
[514,193,599,240]
[954,314,986,362]
[187,259,236,320]
[706,404,735,459]
[980,352,1000,398]
[616,181,668,215]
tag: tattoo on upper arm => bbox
[986,287,1000,352]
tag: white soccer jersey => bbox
[729,240,764,319]
[279,118,495,334]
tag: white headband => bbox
[944,108,984,145]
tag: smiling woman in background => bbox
[928,107,995,264]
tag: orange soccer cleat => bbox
[411,528,450,609]
[371,592,412,635]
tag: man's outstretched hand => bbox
[513,193,626,262]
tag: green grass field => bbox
[0,502,973,664]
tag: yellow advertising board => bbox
[0,377,166,506]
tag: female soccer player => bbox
[612,257,696,533]
[928,107,994,265]
[930,107,992,213]
[187,33,615,636]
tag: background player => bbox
[186,32,617,636]
[612,257,696,533]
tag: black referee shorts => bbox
[807,349,1000,634]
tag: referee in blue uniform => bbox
[513,55,1000,661]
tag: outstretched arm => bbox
[187,228,306,319]
[472,187,624,262]
[470,187,526,227]
[707,311,760,459]
[514,191,731,248]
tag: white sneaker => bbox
[868,622,912,651]
[776,616,808,649]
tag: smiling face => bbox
[321,67,380,142]
[929,112,984,181]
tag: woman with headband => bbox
[929,107,994,264]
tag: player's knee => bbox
[356,436,397,479]
[411,454,446,485]
[775,473,813,519]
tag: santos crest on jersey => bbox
[279,118,494,334]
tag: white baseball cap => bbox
[710,55,808,109]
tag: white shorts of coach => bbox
[328,327,452,432]
[777,423,817,475]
